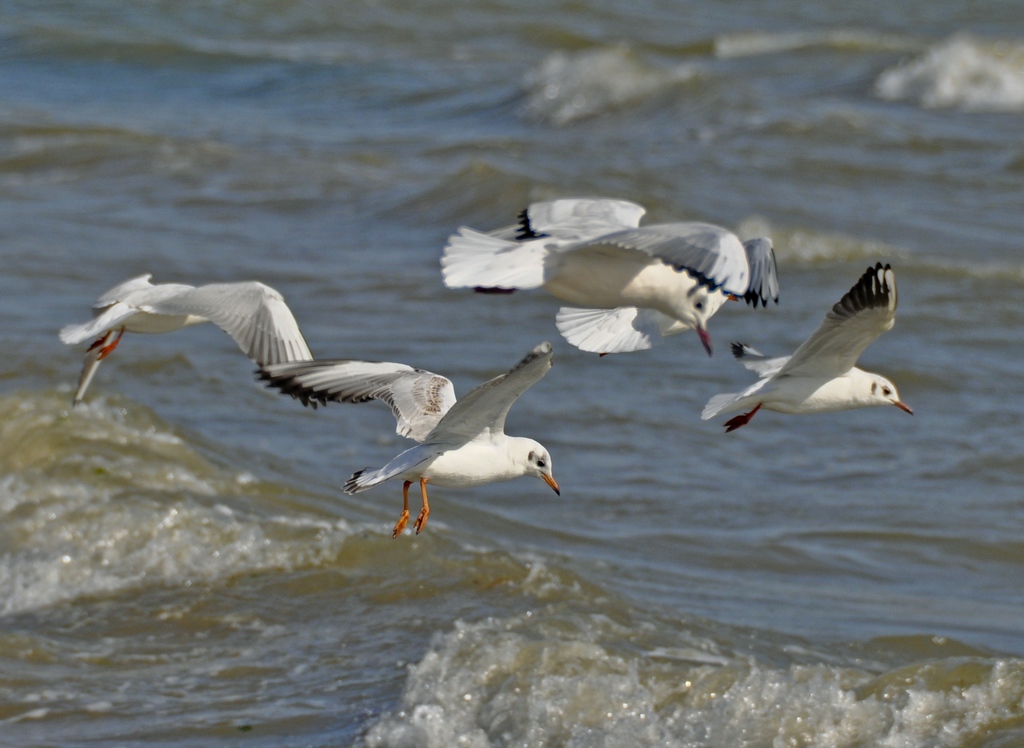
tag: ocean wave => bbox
[875,34,1024,112]
[363,610,1024,747]
[737,216,907,264]
[0,393,353,615]
[715,29,919,59]
[521,45,698,126]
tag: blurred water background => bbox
[2,1,1024,745]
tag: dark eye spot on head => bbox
[695,301,704,310]
[883,387,891,396]
[528,451,536,461]
[537,458,546,468]
[871,382,877,394]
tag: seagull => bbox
[258,342,560,538]
[702,263,912,432]
[60,274,312,405]
[441,198,779,355]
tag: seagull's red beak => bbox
[696,326,713,357]
[894,401,913,415]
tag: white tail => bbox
[701,392,744,420]
[441,228,548,290]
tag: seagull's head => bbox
[518,439,560,495]
[869,374,913,415]
[686,286,729,357]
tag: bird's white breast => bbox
[543,247,702,314]
[416,439,525,488]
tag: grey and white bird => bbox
[60,274,312,405]
[702,263,912,432]
[441,198,779,355]
[259,342,560,538]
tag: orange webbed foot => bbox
[392,510,410,538]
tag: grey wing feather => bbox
[426,342,553,442]
[258,359,456,442]
[143,282,312,365]
[777,263,897,378]
[95,274,156,307]
[569,223,752,296]
[742,238,780,307]
[520,198,647,241]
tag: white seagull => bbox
[258,342,559,538]
[441,198,779,355]
[60,274,312,405]
[702,263,912,432]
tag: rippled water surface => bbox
[3,1,1024,746]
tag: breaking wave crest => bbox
[876,34,1024,112]
[0,392,353,615]
[522,45,698,125]
[363,609,1024,748]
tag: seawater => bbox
[2,1,1024,746]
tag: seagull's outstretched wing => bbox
[777,263,897,379]
[564,222,777,300]
[517,198,647,241]
[427,342,553,442]
[258,360,456,442]
[143,282,312,365]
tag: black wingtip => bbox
[256,366,322,409]
[730,342,746,359]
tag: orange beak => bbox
[542,473,560,496]
[894,401,913,415]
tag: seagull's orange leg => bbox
[88,327,126,360]
[724,403,761,433]
[392,481,412,538]
[414,478,430,534]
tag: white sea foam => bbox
[363,613,1024,747]
[876,34,1024,111]
[0,394,354,616]
[522,46,698,125]
[715,29,918,59]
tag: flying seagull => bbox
[442,198,779,355]
[60,274,312,404]
[702,263,912,432]
[259,342,559,537]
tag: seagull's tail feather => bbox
[555,306,668,354]
[441,228,548,290]
[59,320,104,346]
[344,467,383,494]
[701,392,744,421]
[343,445,437,495]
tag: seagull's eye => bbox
[537,458,546,468]
[883,387,891,396]
[695,301,704,311]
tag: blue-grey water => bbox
[2,2,1024,746]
